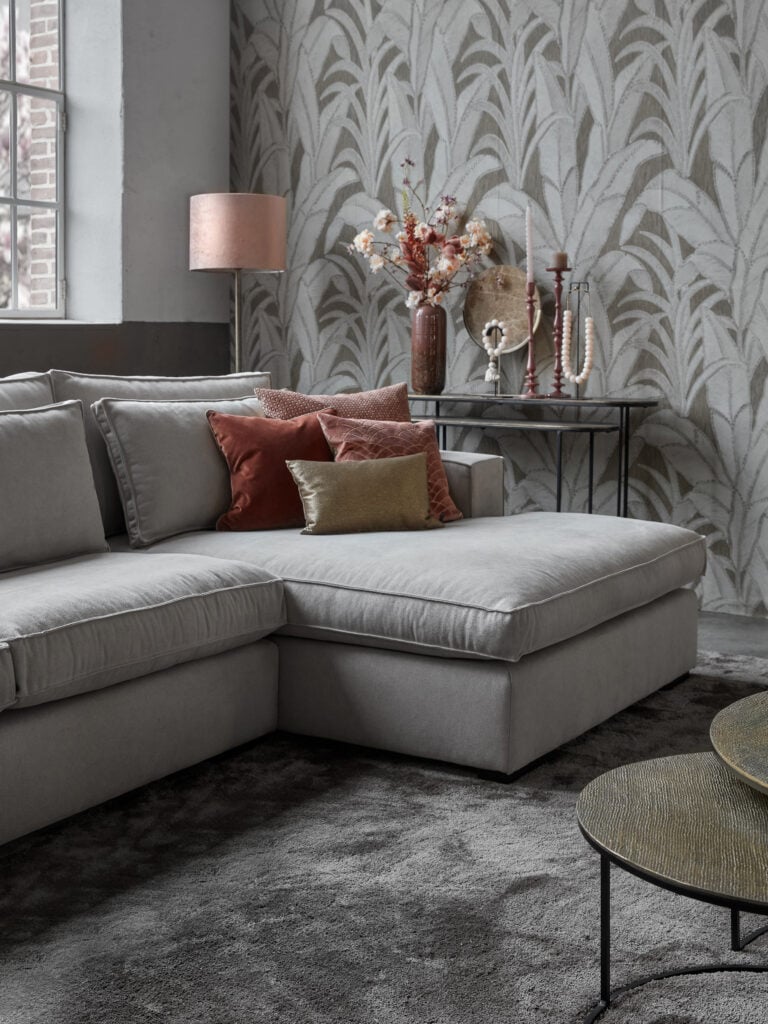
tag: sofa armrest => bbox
[440,451,504,518]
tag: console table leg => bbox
[616,413,624,517]
[622,408,631,517]
[556,431,563,512]
[600,853,611,1006]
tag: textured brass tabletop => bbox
[710,691,768,796]
[577,752,768,910]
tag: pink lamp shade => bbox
[189,193,287,272]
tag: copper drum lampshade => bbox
[189,193,287,372]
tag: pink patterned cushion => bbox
[318,413,462,523]
[254,383,411,422]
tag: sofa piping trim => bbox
[8,620,286,698]
[273,534,705,616]
[1,578,284,642]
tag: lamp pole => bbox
[233,268,242,373]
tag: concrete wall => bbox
[65,0,230,325]
[65,0,123,321]
[122,0,230,322]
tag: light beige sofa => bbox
[0,370,705,846]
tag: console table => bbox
[408,394,658,517]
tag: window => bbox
[0,0,63,316]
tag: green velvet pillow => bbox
[286,453,443,535]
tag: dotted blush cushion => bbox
[254,383,411,422]
[317,413,462,523]
[207,408,335,531]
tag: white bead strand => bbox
[561,309,595,385]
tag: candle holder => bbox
[522,280,545,398]
[547,263,572,398]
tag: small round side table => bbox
[711,690,768,796]
[576,751,768,1022]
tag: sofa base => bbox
[0,641,278,846]
[276,589,698,774]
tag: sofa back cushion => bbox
[50,370,271,536]
[0,372,54,410]
[92,396,266,547]
[0,401,108,572]
[254,382,411,421]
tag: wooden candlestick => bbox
[522,279,544,398]
[547,264,572,397]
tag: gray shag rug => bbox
[2,652,768,1024]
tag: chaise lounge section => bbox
[0,370,706,846]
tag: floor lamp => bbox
[189,193,287,373]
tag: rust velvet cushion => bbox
[317,413,462,523]
[254,383,411,422]
[207,408,334,530]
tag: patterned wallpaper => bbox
[231,0,768,618]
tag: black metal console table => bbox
[408,393,658,517]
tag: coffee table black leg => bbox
[556,431,563,512]
[588,432,595,514]
[600,854,611,1006]
[731,907,768,950]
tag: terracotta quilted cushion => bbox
[317,413,462,523]
[254,383,411,422]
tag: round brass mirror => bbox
[463,265,541,352]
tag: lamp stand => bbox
[233,268,242,373]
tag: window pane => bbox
[17,202,56,309]
[17,91,56,201]
[0,203,10,308]
[0,1,10,81]
[16,0,58,90]
[0,89,9,195]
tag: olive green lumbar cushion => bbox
[286,452,443,535]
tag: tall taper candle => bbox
[525,204,534,284]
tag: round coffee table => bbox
[577,751,768,1022]
[711,690,768,796]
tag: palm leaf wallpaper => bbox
[231,0,768,618]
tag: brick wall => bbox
[27,0,58,309]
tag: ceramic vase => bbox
[410,302,446,395]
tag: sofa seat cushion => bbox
[0,552,286,709]
[141,513,706,663]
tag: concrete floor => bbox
[699,610,768,658]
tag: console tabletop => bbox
[408,393,658,409]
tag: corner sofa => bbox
[0,370,706,846]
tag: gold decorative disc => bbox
[463,265,542,353]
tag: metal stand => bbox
[582,855,768,1023]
